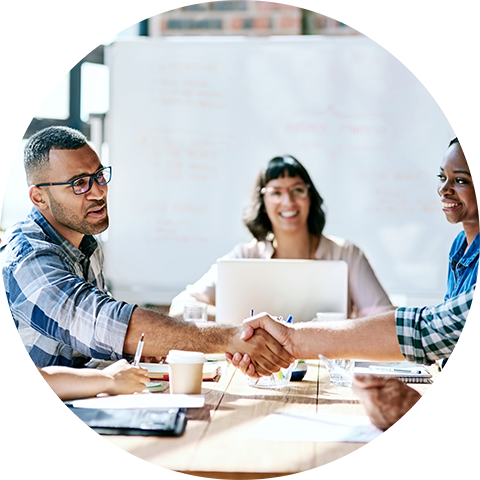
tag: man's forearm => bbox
[288,311,405,361]
[124,307,295,377]
[124,306,241,357]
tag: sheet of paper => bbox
[65,393,205,409]
[247,412,382,443]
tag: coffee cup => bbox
[166,350,205,394]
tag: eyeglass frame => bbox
[260,183,310,202]
[34,166,112,195]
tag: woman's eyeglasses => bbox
[35,166,112,195]
[260,184,310,203]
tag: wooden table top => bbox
[105,359,433,479]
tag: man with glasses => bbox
[1,126,294,375]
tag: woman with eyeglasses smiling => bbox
[169,155,393,319]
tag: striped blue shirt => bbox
[1,208,134,367]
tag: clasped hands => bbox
[227,312,296,378]
[228,312,422,431]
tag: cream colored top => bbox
[169,234,393,319]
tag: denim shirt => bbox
[445,231,479,301]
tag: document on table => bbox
[247,412,382,443]
[65,393,205,409]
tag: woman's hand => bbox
[103,359,150,395]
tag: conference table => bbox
[105,359,435,478]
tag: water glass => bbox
[183,302,208,322]
[247,361,297,389]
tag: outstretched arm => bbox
[125,307,295,377]
[39,359,150,401]
[229,311,405,376]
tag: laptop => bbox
[216,259,348,325]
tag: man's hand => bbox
[352,374,422,431]
[226,317,295,378]
[226,313,296,378]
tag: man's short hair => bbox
[24,126,87,183]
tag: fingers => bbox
[240,325,255,341]
[352,375,422,431]
[246,363,257,378]
[252,328,295,368]
[229,315,295,378]
[243,313,292,350]
[227,351,259,378]
[260,329,296,365]
[244,330,295,376]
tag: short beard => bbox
[47,190,109,236]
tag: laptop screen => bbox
[216,259,348,325]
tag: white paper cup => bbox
[166,350,205,394]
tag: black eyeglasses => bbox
[35,166,112,195]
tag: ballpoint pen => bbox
[133,333,145,367]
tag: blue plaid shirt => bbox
[1,208,135,367]
[396,285,475,365]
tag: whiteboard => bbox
[104,36,458,306]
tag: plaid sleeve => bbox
[6,245,133,362]
[395,286,475,364]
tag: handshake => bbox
[225,312,300,379]
[226,313,420,429]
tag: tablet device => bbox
[216,259,348,324]
[67,406,187,436]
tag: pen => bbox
[133,333,145,367]
[250,309,254,317]
[286,315,293,324]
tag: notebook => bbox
[354,361,433,384]
[140,362,222,381]
[216,259,348,325]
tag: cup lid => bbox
[166,350,206,364]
